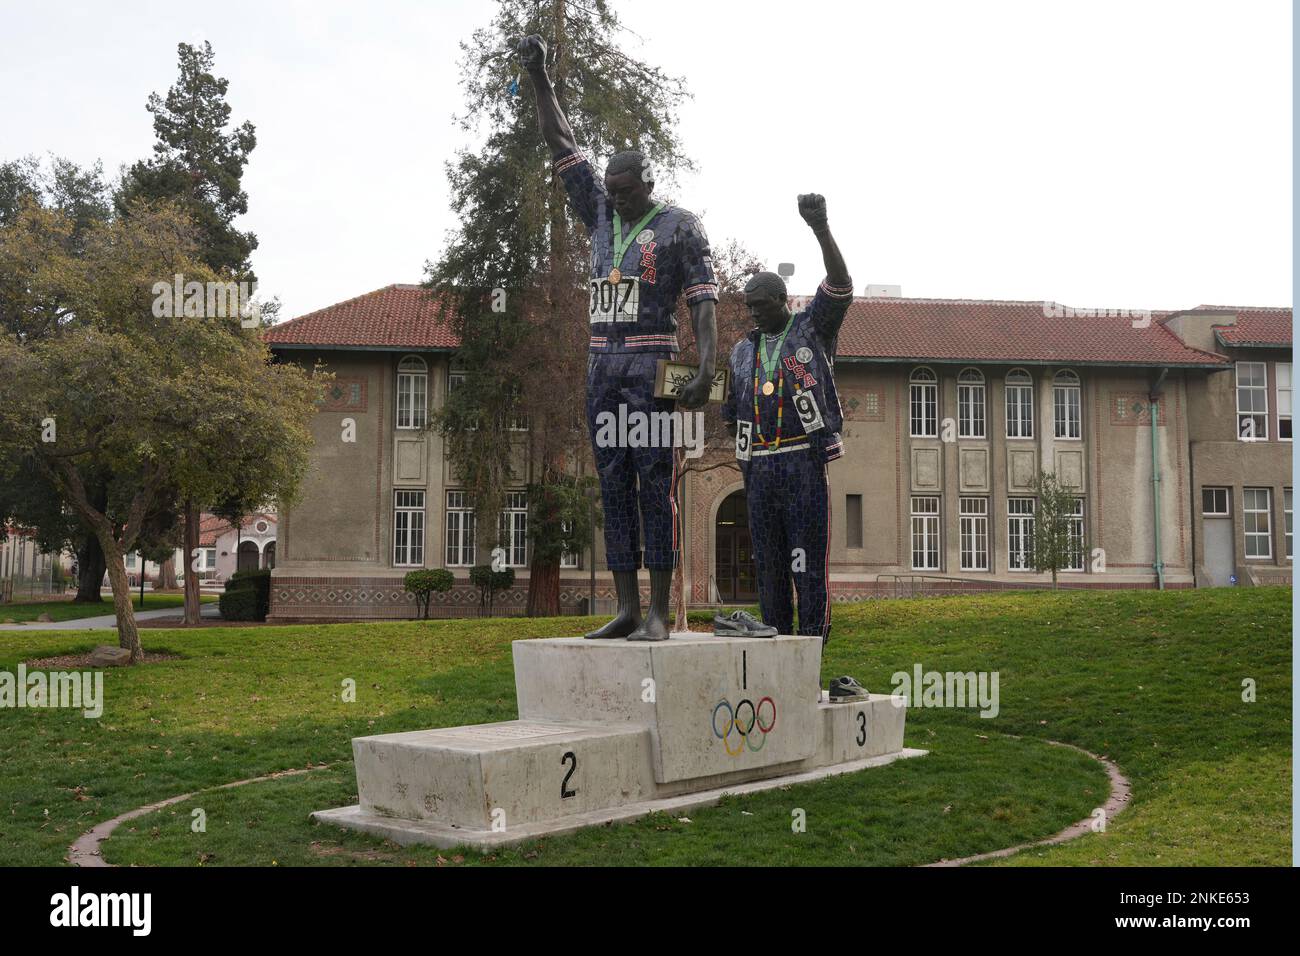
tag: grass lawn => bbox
[0,592,217,624]
[0,588,1288,867]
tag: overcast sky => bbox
[1,0,1291,319]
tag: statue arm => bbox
[678,299,717,410]
[518,35,578,158]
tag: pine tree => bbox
[428,0,692,615]
[116,41,258,277]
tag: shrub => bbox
[218,586,260,621]
[470,564,515,616]
[221,568,271,621]
[404,568,455,620]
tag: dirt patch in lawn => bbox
[23,650,183,668]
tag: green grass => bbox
[0,592,216,623]
[0,588,1288,866]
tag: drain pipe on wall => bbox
[1148,368,1169,590]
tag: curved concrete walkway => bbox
[921,740,1132,867]
[69,765,331,867]
[0,602,221,631]
[70,738,1131,868]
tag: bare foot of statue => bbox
[627,569,672,642]
[584,608,641,639]
[584,570,641,639]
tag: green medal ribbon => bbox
[759,311,795,383]
[611,202,665,274]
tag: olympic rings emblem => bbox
[711,696,777,756]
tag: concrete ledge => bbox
[313,747,928,850]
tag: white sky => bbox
[1,0,1292,317]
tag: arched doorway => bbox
[714,490,757,603]
[262,542,276,570]
[237,540,260,573]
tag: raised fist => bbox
[798,193,828,230]
[516,34,547,74]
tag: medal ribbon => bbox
[611,202,666,275]
[759,311,795,383]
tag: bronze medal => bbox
[609,267,622,285]
[762,381,775,397]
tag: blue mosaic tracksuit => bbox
[721,279,854,638]
[555,149,719,571]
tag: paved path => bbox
[0,602,221,631]
[920,740,1132,866]
[69,765,332,867]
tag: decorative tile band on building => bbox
[268,575,606,621]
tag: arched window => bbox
[396,355,428,429]
[957,368,986,438]
[1053,369,1081,439]
[1005,368,1034,439]
[909,367,938,437]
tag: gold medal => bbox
[762,381,775,396]
[608,267,621,285]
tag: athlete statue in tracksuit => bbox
[519,34,718,642]
[722,195,853,646]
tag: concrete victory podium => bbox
[314,633,925,849]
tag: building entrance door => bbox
[714,491,757,603]
[1204,516,1234,586]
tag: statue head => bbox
[605,150,654,220]
[744,272,791,334]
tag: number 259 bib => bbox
[589,277,639,323]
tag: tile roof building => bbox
[263,285,1292,621]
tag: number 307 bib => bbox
[589,277,639,323]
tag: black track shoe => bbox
[712,609,777,638]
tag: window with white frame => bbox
[959,497,989,571]
[1243,488,1272,558]
[958,369,986,438]
[1277,363,1291,440]
[1053,370,1081,439]
[498,491,528,567]
[1236,362,1268,440]
[910,367,938,437]
[1065,498,1086,571]
[910,496,940,570]
[125,552,137,569]
[1285,488,1293,560]
[560,519,579,569]
[1007,497,1035,570]
[1201,487,1230,516]
[1005,369,1034,439]
[396,355,428,429]
[204,548,217,570]
[393,490,425,566]
[445,491,476,567]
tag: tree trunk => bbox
[97,531,141,662]
[183,499,201,625]
[74,534,107,604]
[527,557,560,617]
[673,451,688,632]
[155,554,178,592]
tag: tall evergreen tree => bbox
[116,41,258,277]
[427,0,692,615]
[115,40,268,623]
